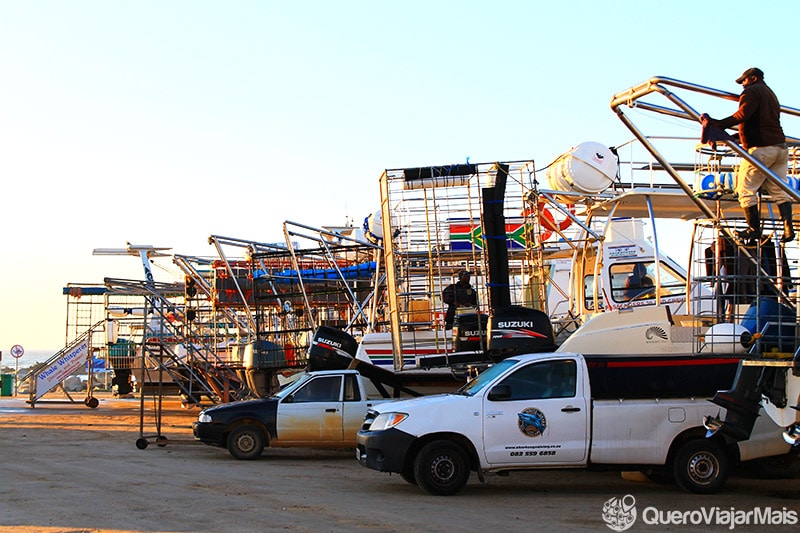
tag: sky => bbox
[1,0,798,354]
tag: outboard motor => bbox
[487,306,556,362]
[307,325,358,371]
[704,364,769,443]
[453,309,489,352]
[244,341,288,398]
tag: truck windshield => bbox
[271,373,309,399]
[456,359,519,396]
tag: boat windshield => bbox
[609,260,685,303]
[456,359,519,396]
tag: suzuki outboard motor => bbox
[453,309,489,352]
[487,305,556,362]
[307,325,359,371]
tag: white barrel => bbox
[363,210,384,244]
[243,342,255,370]
[106,306,146,317]
[106,319,119,344]
[546,142,617,200]
[700,323,750,354]
[693,172,735,200]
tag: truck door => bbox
[277,375,344,443]
[341,373,369,441]
[482,358,588,466]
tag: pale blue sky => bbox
[1,1,797,352]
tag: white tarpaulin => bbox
[35,340,89,400]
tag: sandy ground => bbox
[1,392,799,533]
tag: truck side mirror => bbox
[487,385,511,401]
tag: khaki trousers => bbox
[736,145,790,208]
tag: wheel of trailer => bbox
[85,396,99,409]
[413,440,470,495]
[135,438,148,450]
[156,436,168,447]
[672,439,729,494]
[227,424,265,460]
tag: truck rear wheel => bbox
[673,439,729,494]
[413,440,470,496]
[227,424,265,460]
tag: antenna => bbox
[92,242,172,284]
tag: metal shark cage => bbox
[174,235,306,399]
[366,140,716,375]
[610,76,800,446]
[242,222,381,396]
[375,160,545,371]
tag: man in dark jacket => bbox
[442,270,477,328]
[707,68,793,243]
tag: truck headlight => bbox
[198,412,212,423]
[369,412,408,431]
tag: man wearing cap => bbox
[707,67,793,243]
[441,270,477,328]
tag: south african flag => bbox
[449,218,526,251]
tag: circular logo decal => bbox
[517,407,547,438]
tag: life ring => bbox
[523,202,574,241]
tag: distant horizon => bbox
[1,348,62,371]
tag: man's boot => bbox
[778,202,795,243]
[737,204,761,242]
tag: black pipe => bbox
[482,164,511,310]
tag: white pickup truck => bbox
[193,369,394,459]
[356,352,791,495]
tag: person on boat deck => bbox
[442,270,477,328]
[704,67,794,243]
[623,263,654,300]
[704,234,737,320]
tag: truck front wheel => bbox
[673,439,729,494]
[399,465,417,485]
[227,424,265,460]
[413,440,470,496]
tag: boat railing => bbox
[611,76,800,361]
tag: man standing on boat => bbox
[706,67,794,243]
[442,270,477,328]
